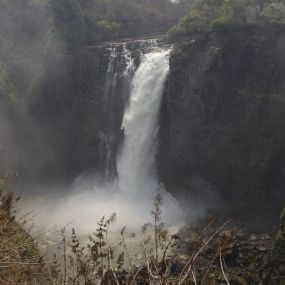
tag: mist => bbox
[22,177,183,232]
[1,1,285,283]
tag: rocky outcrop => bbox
[26,46,120,182]
[0,38,165,187]
[19,41,152,185]
[158,24,285,230]
[0,46,116,185]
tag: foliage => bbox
[0,0,193,102]
[180,9,211,33]
[260,1,285,22]
[48,0,194,46]
[168,0,285,42]
[167,25,189,42]
[95,20,121,41]
[0,177,49,284]
[50,0,89,49]
[211,15,233,31]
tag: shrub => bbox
[168,0,285,44]
[211,15,233,32]
[0,191,50,284]
[96,20,122,40]
[180,10,210,34]
[260,2,285,22]
[167,25,188,43]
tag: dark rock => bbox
[158,23,285,230]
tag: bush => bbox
[167,25,188,43]
[260,2,285,23]
[168,0,285,44]
[0,191,49,284]
[211,15,233,32]
[180,10,210,34]
[96,20,121,40]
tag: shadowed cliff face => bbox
[0,46,120,187]
[158,24,285,230]
[0,37,164,190]
[25,46,125,185]
[9,42,153,188]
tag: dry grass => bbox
[42,195,233,285]
[0,190,52,284]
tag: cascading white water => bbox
[34,42,184,232]
[123,45,136,94]
[104,46,117,106]
[102,41,158,179]
[117,49,170,199]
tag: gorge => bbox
[21,41,185,230]
[0,25,285,231]
[1,1,285,283]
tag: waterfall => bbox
[38,43,183,231]
[100,41,183,224]
[101,40,159,179]
[117,49,170,199]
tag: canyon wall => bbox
[158,24,285,229]
[1,22,285,229]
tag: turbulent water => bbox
[117,50,170,199]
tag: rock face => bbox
[3,41,153,187]
[158,24,285,229]
[26,46,129,183]
[0,45,122,185]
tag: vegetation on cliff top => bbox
[168,0,285,42]
[51,0,194,46]
[0,0,193,104]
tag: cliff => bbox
[25,46,121,183]
[0,46,110,184]
[9,42,145,186]
[158,24,285,229]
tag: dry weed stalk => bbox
[46,193,232,285]
[3,184,282,285]
[0,178,52,284]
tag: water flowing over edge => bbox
[113,47,184,226]
[101,39,161,179]
[117,49,170,199]
[25,42,185,232]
